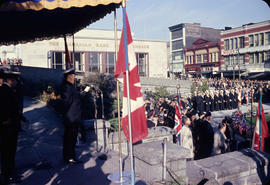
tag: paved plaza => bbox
[2,97,270,185]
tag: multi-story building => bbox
[220,20,270,79]
[0,28,169,78]
[168,23,221,78]
[185,39,221,78]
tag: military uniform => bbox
[210,92,215,112]
[0,71,21,183]
[204,93,210,112]
[229,90,234,110]
[219,91,225,111]
[214,92,219,111]
[60,69,82,163]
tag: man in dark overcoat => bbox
[0,70,22,184]
[214,91,219,111]
[60,68,82,164]
[229,89,234,110]
[197,112,214,159]
[233,89,238,109]
[204,91,210,112]
[219,90,225,111]
[210,91,215,112]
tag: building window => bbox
[216,52,219,62]
[136,53,148,77]
[254,34,259,46]
[171,29,183,40]
[70,52,83,71]
[172,51,183,60]
[51,52,64,69]
[234,38,238,49]
[260,33,264,46]
[249,54,254,64]
[225,39,229,50]
[254,53,259,64]
[249,35,254,47]
[172,40,183,50]
[239,37,245,48]
[203,54,208,63]
[106,52,115,74]
[266,51,270,63]
[229,56,233,65]
[230,39,233,50]
[225,56,229,66]
[89,52,101,72]
[196,54,202,63]
[239,55,244,64]
[261,52,264,63]
[265,32,270,45]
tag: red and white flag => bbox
[174,102,182,136]
[252,99,269,151]
[64,35,71,69]
[114,12,148,144]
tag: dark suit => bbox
[219,94,224,110]
[204,95,210,112]
[197,120,214,159]
[60,80,82,161]
[210,96,214,112]
[0,83,21,178]
[214,95,219,111]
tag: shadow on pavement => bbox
[10,97,110,185]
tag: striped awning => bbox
[0,0,124,45]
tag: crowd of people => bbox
[144,77,270,160]
[0,58,22,66]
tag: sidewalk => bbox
[13,97,138,185]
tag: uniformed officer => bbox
[214,91,220,111]
[60,68,83,164]
[224,90,229,110]
[219,90,225,111]
[229,89,234,110]
[204,91,210,112]
[0,69,22,184]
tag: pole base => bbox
[107,171,131,184]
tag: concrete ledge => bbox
[187,149,270,185]
[133,141,189,182]
[108,126,174,155]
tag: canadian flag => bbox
[252,99,269,151]
[114,12,148,143]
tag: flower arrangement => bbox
[231,110,252,139]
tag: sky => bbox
[89,0,270,41]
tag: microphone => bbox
[90,84,101,92]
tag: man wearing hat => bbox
[60,68,82,164]
[196,111,214,159]
[0,70,22,183]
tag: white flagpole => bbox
[122,1,135,184]
[114,9,124,182]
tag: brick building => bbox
[168,23,221,78]
[185,39,221,78]
[220,20,270,79]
